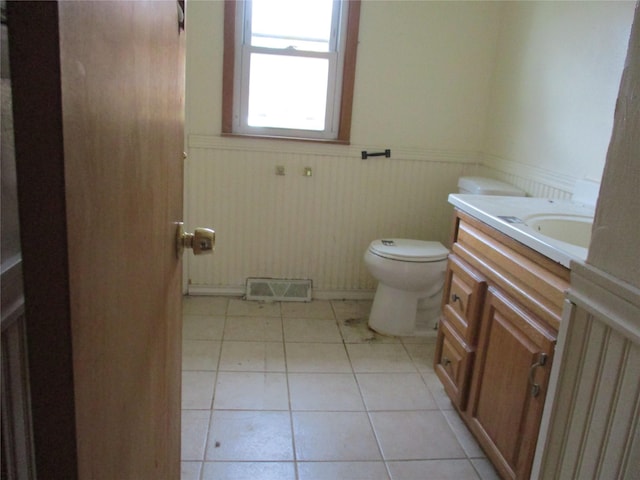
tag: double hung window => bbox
[223,0,360,142]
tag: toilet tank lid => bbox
[369,239,449,262]
[458,176,525,196]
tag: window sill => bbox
[221,132,350,146]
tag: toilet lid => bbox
[369,239,449,262]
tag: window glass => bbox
[250,0,334,52]
[248,54,329,130]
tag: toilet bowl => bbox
[364,177,525,337]
[364,239,448,336]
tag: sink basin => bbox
[523,214,593,249]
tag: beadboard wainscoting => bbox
[479,154,577,200]
[184,136,482,298]
[184,137,587,298]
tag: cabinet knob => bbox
[451,293,461,303]
[442,356,452,366]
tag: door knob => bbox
[175,222,215,258]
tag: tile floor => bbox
[181,296,500,480]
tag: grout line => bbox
[280,303,301,480]
[195,313,226,474]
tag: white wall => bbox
[351,1,500,150]
[588,3,640,289]
[483,1,634,194]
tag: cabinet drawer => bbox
[434,319,474,409]
[442,254,487,344]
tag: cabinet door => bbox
[466,288,555,480]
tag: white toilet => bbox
[364,176,525,337]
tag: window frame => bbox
[222,0,360,144]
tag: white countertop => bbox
[448,194,595,268]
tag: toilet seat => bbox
[368,239,448,262]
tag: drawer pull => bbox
[529,353,548,397]
[451,293,461,304]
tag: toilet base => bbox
[368,284,441,337]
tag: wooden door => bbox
[465,287,555,480]
[9,2,185,478]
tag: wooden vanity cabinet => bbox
[435,210,569,480]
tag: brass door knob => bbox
[176,222,215,258]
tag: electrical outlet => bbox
[304,167,312,177]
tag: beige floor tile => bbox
[285,342,352,373]
[180,296,499,479]
[183,296,229,316]
[298,461,390,480]
[201,461,296,480]
[356,373,437,411]
[182,371,216,409]
[387,459,480,480]
[181,410,210,461]
[227,298,281,317]
[223,316,283,342]
[421,371,455,411]
[205,411,294,461]
[182,340,221,371]
[471,458,501,480]
[183,315,226,340]
[180,461,202,480]
[330,299,373,321]
[442,410,486,458]
[289,373,364,411]
[347,344,417,373]
[292,411,382,461]
[404,342,437,373]
[338,316,400,344]
[219,341,286,372]
[281,300,335,319]
[400,333,438,344]
[213,372,289,410]
[283,317,342,343]
[370,411,466,461]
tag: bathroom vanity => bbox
[434,207,572,480]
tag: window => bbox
[222,0,360,142]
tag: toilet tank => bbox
[457,176,525,196]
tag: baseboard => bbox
[186,285,375,301]
[187,285,245,297]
